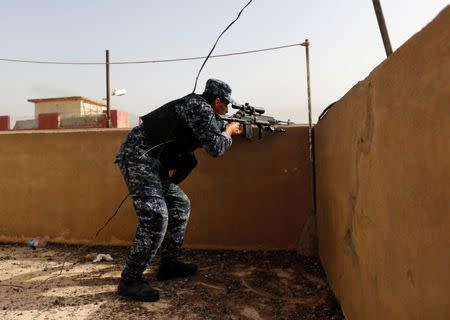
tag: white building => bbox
[28,96,107,119]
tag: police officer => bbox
[115,79,243,301]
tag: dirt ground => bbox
[0,243,344,320]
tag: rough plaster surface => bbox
[0,126,311,250]
[314,6,450,320]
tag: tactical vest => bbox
[141,94,203,169]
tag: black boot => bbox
[117,277,160,302]
[157,258,198,281]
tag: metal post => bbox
[105,49,111,128]
[302,39,316,217]
[297,39,318,256]
[372,0,393,57]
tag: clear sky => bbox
[0,0,448,124]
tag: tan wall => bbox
[314,6,450,320]
[0,125,311,250]
[80,101,104,116]
[35,100,82,118]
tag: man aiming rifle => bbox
[114,79,243,302]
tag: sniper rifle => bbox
[220,103,291,139]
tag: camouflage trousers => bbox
[115,125,191,281]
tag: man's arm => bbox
[177,96,233,157]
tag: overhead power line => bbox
[0,43,301,65]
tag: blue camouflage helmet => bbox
[203,79,239,106]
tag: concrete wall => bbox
[34,100,105,119]
[315,6,450,320]
[60,114,104,128]
[0,125,311,250]
[80,101,104,116]
[0,116,10,131]
[35,100,82,118]
[13,119,38,130]
[110,110,129,128]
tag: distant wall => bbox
[60,114,103,128]
[110,110,129,128]
[13,119,38,130]
[315,6,450,320]
[0,125,311,250]
[0,116,10,131]
[35,100,81,118]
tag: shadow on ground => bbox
[0,243,344,320]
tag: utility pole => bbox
[372,0,393,57]
[105,49,111,128]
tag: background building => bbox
[0,96,129,130]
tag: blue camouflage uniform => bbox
[115,79,235,281]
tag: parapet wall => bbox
[314,6,450,320]
[0,109,129,131]
[0,125,311,250]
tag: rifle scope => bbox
[232,103,265,115]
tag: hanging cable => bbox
[192,0,254,93]
[94,192,130,239]
[93,0,256,238]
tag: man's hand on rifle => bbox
[225,122,244,136]
[220,102,290,139]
